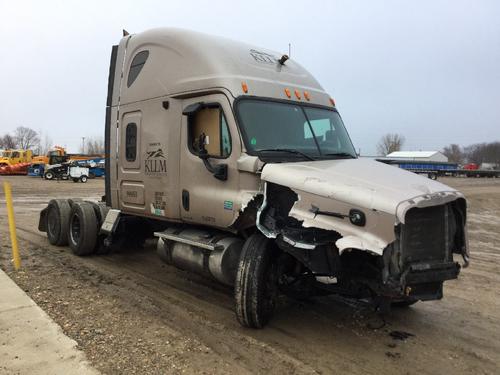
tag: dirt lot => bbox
[1,175,499,374]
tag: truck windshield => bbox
[236,99,356,160]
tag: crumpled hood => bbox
[261,158,464,223]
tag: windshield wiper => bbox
[257,148,316,161]
[323,152,356,159]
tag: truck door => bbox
[117,111,146,213]
[180,94,240,228]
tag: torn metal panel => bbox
[287,191,394,255]
[261,158,464,221]
[230,190,263,230]
[258,158,467,255]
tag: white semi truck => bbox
[39,28,469,328]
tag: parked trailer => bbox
[39,28,468,328]
[377,159,458,180]
[456,169,500,178]
[378,158,500,179]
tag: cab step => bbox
[154,228,224,251]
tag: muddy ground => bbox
[0,175,499,374]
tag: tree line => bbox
[443,142,500,165]
[0,126,104,155]
[377,133,500,166]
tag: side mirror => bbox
[197,133,209,160]
[183,103,229,181]
[197,132,227,181]
[213,164,228,181]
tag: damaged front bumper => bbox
[256,181,468,303]
[378,261,461,301]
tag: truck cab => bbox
[0,149,33,166]
[40,28,469,328]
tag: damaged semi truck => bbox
[39,28,469,328]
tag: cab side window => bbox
[127,50,149,87]
[125,123,137,161]
[188,106,231,158]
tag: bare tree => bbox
[83,136,105,155]
[377,133,405,156]
[14,126,40,150]
[0,134,17,149]
[35,131,53,156]
[442,144,464,164]
[464,142,500,167]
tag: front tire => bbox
[234,233,279,328]
[80,175,88,183]
[68,201,98,256]
[44,171,54,180]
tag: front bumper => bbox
[401,261,461,301]
[403,261,461,285]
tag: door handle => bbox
[182,190,190,211]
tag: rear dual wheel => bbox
[45,199,108,256]
[68,201,98,256]
[46,199,71,246]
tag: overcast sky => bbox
[1,0,499,154]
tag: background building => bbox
[385,151,449,163]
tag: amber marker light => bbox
[294,89,301,100]
[329,97,336,106]
[284,88,291,98]
[304,91,310,101]
[241,82,248,93]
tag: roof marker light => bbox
[284,88,291,98]
[329,97,336,106]
[304,91,310,101]
[241,82,248,93]
[294,89,301,100]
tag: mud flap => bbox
[38,207,48,232]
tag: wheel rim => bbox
[70,213,81,245]
[46,172,53,179]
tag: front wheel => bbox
[44,171,54,180]
[80,175,88,183]
[234,233,279,328]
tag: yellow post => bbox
[3,182,21,270]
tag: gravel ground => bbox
[1,175,499,374]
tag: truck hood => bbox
[261,158,463,223]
